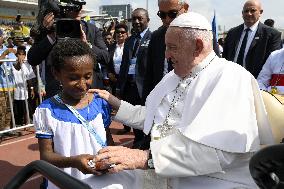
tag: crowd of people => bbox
[1,0,284,188]
[0,20,46,135]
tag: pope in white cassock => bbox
[86,12,274,189]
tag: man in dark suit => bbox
[28,5,109,98]
[117,8,151,149]
[142,0,189,103]
[223,0,282,78]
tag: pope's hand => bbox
[88,89,121,110]
[94,146,149,173]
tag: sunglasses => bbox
[116,30,127,34]
[157,10,179,19]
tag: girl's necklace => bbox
[59,92,91,122]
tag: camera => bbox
[56,18,81,39]
[33,0,86,40]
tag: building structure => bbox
[0,0,38,25]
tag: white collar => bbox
[139,27,149,39]
[243,20,259,32]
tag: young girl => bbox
[33,39,113,189]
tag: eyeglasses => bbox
[157,10,179,19]
[116,30,127,34]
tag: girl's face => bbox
[55,55,94,101]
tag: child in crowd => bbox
[33,39,113,189]
[12,46,35,126]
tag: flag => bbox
[212,10,220,57]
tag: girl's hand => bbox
[72,154,102,175]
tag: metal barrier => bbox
[3,160,92,189]
[0,59,43,135]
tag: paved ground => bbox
[0,121,134,188]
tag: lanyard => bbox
[53,94,106,147]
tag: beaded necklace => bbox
[157,55,216,138]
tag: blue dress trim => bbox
[36,133,53,139]
[38,94,111,128]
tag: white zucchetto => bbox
[170,12,212,31]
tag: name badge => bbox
[130,58,137,65]
[128,58,137,75]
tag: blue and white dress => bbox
[33,94,111,189]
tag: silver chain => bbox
[157,55,216,138]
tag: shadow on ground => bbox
[28,143,39,151]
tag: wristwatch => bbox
[147,150,155,169]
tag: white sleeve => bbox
[114,100,146,130]
[33,108,53,139]
[151,131,247,177]
[257,55,273,91]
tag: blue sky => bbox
[85,0,284,32]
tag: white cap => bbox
[170,12,212,31]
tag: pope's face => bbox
[165,27,196,78]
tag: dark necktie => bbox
[237,28,250,65]
[132,35,141,58]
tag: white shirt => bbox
[234,21,259,67]
[12,62,35,100]
[257,47,284,94]
[113,43,124,75]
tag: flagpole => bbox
[146,0,148,11]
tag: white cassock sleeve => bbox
[257,55,273,91]
[114,100,146,130]
[150,131,250,177]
